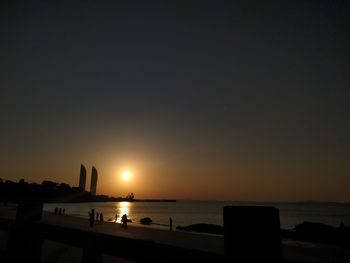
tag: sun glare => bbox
[122,171,132,181]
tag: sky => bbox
[0,0,349,201]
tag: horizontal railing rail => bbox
[1,217,225,262]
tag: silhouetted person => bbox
[115,213,118,223]
[88,209,95,228]
[63,208,65,215]
[54,207,58,215]
[169,217,173,231]
[59,208,62,215]
[100,212,103,224]
[96,212,99,221]
[121,214,128,228]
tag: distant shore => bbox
[0,179,177,203]
[46,198,177,203]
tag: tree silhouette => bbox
[126,193,135,200]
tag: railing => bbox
[1,202,282,263]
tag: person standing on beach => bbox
[169,217,173,231]
[100,212,103,224]
[121,214,128,228]
[96,212,99,221]
[115,213,118,223]
[88,209,95,228]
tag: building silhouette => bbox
[90,166,98,195]
[79,164,86,190]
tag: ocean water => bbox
[44,201,350,230]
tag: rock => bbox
[294,221,336,243]
[279,222,350,248]
[176,223,223,235]
[140,217,152,225]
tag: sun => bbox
[122,171,132,181]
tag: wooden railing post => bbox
[5,201,43,263]
[224,206,281,263]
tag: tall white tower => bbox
[79,164,86,190]
[90,166,98,195]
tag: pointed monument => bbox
[79,164,87,190]
[90,166,98,195]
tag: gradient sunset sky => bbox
[1,0,349,201]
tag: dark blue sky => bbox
[1,0,349,201]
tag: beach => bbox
[1,204,350,262]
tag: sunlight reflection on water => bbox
[116,201,131,223]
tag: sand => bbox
[40,211,224,254]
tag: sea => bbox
[44,201,350,231]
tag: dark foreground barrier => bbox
[224,206,281,263]
[2,202,225,263]
[6,201,43,262]
[2,203,283,262]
